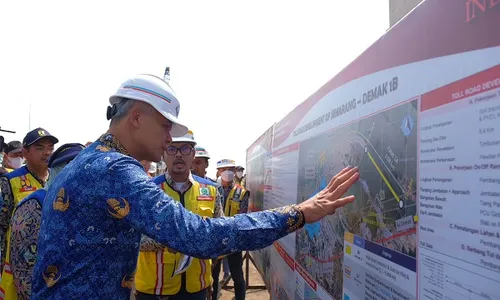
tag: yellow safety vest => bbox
[224,184,248,217]
[3,167,43,205]
[0,229,16,300]
[0,167,44,300]
[135,177,217,295]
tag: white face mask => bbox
[236,171,244,179]
[8,157,24,169]
[221,170,235,182]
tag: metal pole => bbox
[245,251,250,289]
[0,127,16,134]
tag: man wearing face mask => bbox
[135,130,224,300]
[211,159,249,300]
[233,166,246,188]
[2,143,85,300]
[0,128,58,275]
[2,141,24,173]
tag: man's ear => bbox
[129,107,142,129]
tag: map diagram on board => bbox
[295,100,418,299]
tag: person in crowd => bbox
[211,159,249,300]
[135,130,223,300]
[149,162,158,177]
[0,138,6,176]
[233,165,246,188]
[191,146,216,183]
[2,141,24,173]
[215,169,222,184]
[157,160,167,174]
[31,74,359,299]
[0,128,58,274]
[191,147,232,285]
[0,138,6,211]
[3,143,85,300]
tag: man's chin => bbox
[173,167,186,173]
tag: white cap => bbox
[157,160,167,171]
[216,159,236,169]
[109,74,188,137]
[171,130,196,146]
[194,146,210,159]
[149,162,157,174]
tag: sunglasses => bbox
[166,145,193,156]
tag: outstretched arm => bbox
[106,158,358,259]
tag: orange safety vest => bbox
[224,184,248,217]
[134,175,217,295]
[0,168,44,300]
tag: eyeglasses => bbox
[166,145,193,156]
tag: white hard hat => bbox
[109,74,188,137]
[157,160,167,171]
[194,146,210,159]
[148,162,157,174]
[171,130,197,146]
[217,159,236,169]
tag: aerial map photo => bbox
[295,99,418,299]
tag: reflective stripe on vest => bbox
[0,230,17,300]
[224,184,247,217]
[135,178,217,295]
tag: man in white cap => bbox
[191,146,215,182]
[134,130,223,300]
[31,74,359,299]
[234,165,246,188]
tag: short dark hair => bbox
[6,141,22,153]
[110,99,137,126]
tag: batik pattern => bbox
[31,134,304,299]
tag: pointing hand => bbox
[298,166,359,223]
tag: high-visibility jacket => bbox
[135,175,218,295]
[0,189,46,300]
[0,167,44,284]
[224,184,248,217]
[2,167,44,205]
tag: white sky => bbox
[0,0,388,178]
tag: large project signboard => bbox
[245,0,500,299]
[295,99,418,299]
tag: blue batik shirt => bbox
[32,133,305,299]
